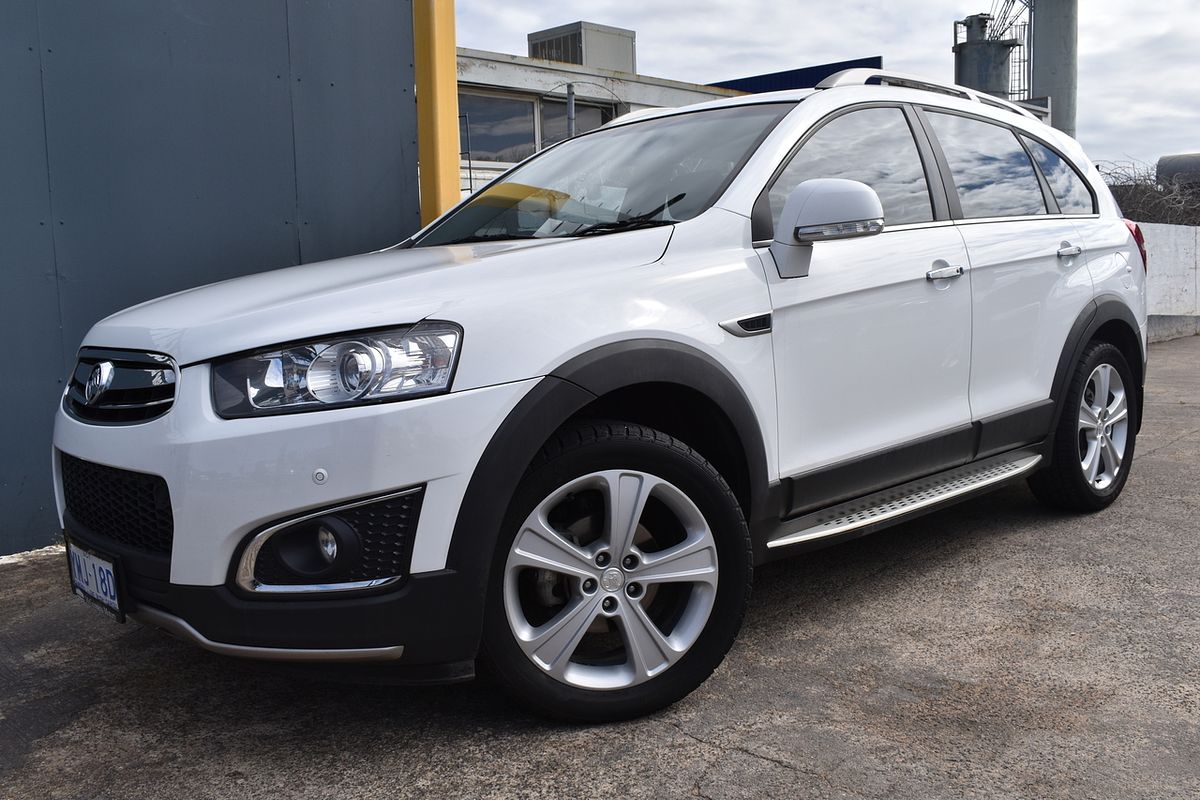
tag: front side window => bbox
[769,107,935,228]
[416,103,794,246]
[926,112,1046,218]
[1021,136,1095,214]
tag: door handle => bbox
[1057,243,1083,258]
[926,265,964,281]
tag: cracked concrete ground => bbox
[2,336,1198,800]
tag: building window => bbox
[540,99,614,147]
[459,90,618,166]
[458,92,537,163]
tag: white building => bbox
[456,22,740,190]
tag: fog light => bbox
[273,515,361,581]
[318,526,338,564]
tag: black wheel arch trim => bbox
[547,338,771,522]
[1049,296,1145,440]
[446,339,773,661]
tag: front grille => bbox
[60,453,174,555]
[64,348,176,424]
[253,489,424,586]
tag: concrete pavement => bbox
[2,336,1198,799]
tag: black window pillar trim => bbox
[911,106,964,220]
[1017,132,1062,215]
[901,103,952,222]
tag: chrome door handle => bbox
[926,265,964,281]
[1057,243,1083,258]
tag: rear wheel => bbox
[482,421,752,722]
[1029,341,1138,511]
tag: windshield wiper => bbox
[568,193,685,238]
[569,218,676,237]
[438,233,542,245]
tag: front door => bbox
[760,105,974,515]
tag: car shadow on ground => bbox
[107,482,1053,735]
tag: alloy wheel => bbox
[502,469,719,690]
[1077,363,1129,491]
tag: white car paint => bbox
[959,216,1096,420]
[55,369,538,583]
[766,225,974,477]
[53,76,1145,643]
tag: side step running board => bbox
[768,452,1043,550]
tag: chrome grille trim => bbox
[64,348,178,425]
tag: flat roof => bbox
[456,47,741,98]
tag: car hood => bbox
[83,228,673,366]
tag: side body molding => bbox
[445,340,773,661]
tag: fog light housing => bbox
[274,516,361,581]
[234,486,424,595]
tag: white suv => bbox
[55,69,1148,721]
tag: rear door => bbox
[920,109,1094,453]
[1020,134,1145,333]
[762,105,975,514]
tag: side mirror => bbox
[775,178,884,244]
[770,179,884,278]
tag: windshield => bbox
[414,103,795,246]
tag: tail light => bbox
[1124,219,1147,272]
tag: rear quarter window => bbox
[1020,136,1096,214]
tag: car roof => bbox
[605,68,1049,138]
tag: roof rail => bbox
[815,68,1038,121]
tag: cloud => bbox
[456,0,1200,164]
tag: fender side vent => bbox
[720,313,772,338]
[737,314,772,333]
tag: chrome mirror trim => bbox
[794,217,884,244]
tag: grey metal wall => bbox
[0,0,419,555]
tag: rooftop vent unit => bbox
[528,21,636,74]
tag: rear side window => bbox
[1021,136,1095,214]
[769,107,934,227]
[925,112,1046,218]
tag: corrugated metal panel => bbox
[0,0,419,554]
[0,0,67,553]
[288,0,419,261]
[38,1,302,363]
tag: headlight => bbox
[212,321,462,418]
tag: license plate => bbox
[67,540,123,619]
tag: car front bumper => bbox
[53,362,538,665]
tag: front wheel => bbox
[482,421,752,722]
[1029,341,1138,512]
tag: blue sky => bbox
[456,1,1199,166]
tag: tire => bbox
[481,420,753,722]
[1029,341,1138,512]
